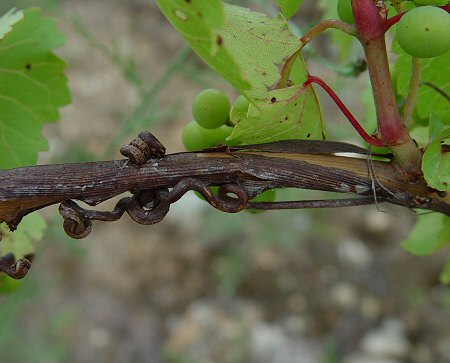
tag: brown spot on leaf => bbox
[216,35,223,46]
[271,97,277,103]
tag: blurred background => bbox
[0,1,449,362]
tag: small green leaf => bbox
[0,8,70,168]
[0,212,46,259]
[229,83,326,143]
[401,213,447,256]
[410,126,429,148]
[422,139,450,191]
[278,0,304,19]
[0,8,23,40]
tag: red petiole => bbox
[303,75,384,147]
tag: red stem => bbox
[384,12,405,31]
[304,75,384,147]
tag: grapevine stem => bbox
[304,75,384,147]
[402,57,422,126]
[352,0,422,175]
[276,20,357,90]
[275,48,302,89]
[299,19,357,46]
[384,12,405,31]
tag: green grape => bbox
[397,6,450,58]
[192,88,231,129]
[233,94,250,113]
[247,189,276,213]
[337,0,355,24]
[182,120,233,151]
[413,0,448,5]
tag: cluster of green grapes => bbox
[182,88,247,151]
[337,0,450,58]
[183,89,276,207]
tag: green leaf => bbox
[229,83,326,143]
[157,1,305,98]
[0,8,70,168]
[393,43,450,124]
[401,213,448,256]
[0,212,46,259]
[156,0,250,93]
[422,139,450,192]
[221,4,304,97]
[0,8,23,40]
[278,0,304,19]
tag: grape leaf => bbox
[229,83,326,143]
[0,8,23,40]
[278,0,304,19]
[393,43,450,124]
[422,138,450,192]
[156,0,251,93]
[157,1,306,97]
[0,7,70,168]
[401,213,448,256]
[221,4,304,97]
[0,213,46,259]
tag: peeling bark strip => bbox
[0,135,449,237]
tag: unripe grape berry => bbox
[182,120,233,151]
[397,6,450,58]
[234,94,250,113]
[192,88,231,129]
[337,0,354,24]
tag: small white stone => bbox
[329,282,358,309]
[361,319,410,358]
[338,238,372,269]
[345,353,402,363]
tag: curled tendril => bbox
[59,201,93,239]
[0,253,32,279]
[168,178,248,213]
[58,178,249,239]
[59,132,249,239]
[120,131,166,165]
